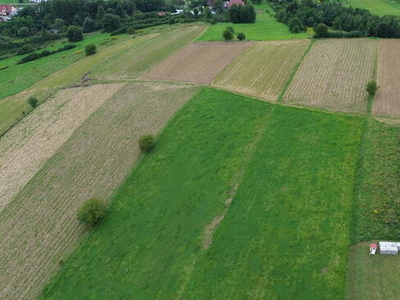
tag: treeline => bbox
[17,44,76,64]
[229,4,256,23]
[271,0,400,38]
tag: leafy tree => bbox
[229,4,256,23]
[67,25,83,42]
[83,17,96,33]
[376,22,392,38]
[102,13,121,32]
[53,18,65,30]
[288,17,304,33]
[314,23,329,38]
[135,0,166,12]
[223,26,234,41]
[85,44,97,56]
[139,134,155,152]
[97,5,106,21]
[237,32,246,40]
[115,4,125,17]
[28,96,38,108]
[17,43,35,55]
[77,198,106,227]
[366,81,378,96]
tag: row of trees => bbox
[272,0,400,38]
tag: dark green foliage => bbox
[17,43,35,55]
[314,23,329,38]
[126,26,136,34]
[229,4,256,23]
[102,14,121,32]
[82,17,96,33]
[366,81,378,96]
[135,0,166,12]
[223,26,234,41]
[67,26,83,42]
[288,17,305,33]
[85,44,97,56]
[96,5,106,21]
[17,44,76,65]
[28,96,38,108]
[139,134,155,152]
[77,198,106,227]
[237,32,246,40]
[376,22,393,37]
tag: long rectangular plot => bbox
[373,39,400,116]
[284,39,377,112]
[0,82,198,300]
[212,40,309,101]
[141,42,251,85]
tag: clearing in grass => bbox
[342,0,400,16]
[142,41,251,85]
[373,39,400,117]
[284,39,377,113]
[92,25,205,80]
[198,2,309,41]
[0,82,197,300]
[212,40,309,100]
[40,88,363,300]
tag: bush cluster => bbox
[85,44,97,56]
[17,44,76,65]
[77,198,106,226]
[139,134,155,152]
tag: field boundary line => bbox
[367,42,379,113]
[277,39,315,102]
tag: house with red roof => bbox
[226,0,245,8]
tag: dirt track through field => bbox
[373,39,400,116]
[0,82,197,300]
[212,40,309,101]
[284,39,377,112]
[142,42,251,84]
[0,84,123,212]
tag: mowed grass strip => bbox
[212,40,309,100]
[0,84,124,212]
[0,33,156,136]
[182,105,363,299]
[373,39,400,116]
[198,2,309,41]
[92,25,205,80]
[347,242,400,300]
[0,82,197,300]
[40,88,273,300]
[142,41,251,85]
[284,39,377,113]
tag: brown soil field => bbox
[141,41,252,85]
[212,40,309,101]
[0,82,198,300]
[284,39,377,112]
[373,39,400,116]
[0,84,123,212]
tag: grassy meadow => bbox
[342,0,400,16]
[40,88,364,299]
[198,2,310,41]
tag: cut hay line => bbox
[373,39,400,117]
[284,39,377,113]
[92,25,205,80]
[0,82,198,300]
[142,41,251,85]
[212,40,309,101]
[0,84,124,212]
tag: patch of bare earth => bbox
[142,41,252,85]
[0,83,123,211]
[0,82,198,300]
[373,39,400,117]
[284,39,377,113]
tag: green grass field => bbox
[342,0,400,16]
[40,88,363,299]
[198,2,310,41]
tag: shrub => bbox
[223,26,234,41]
[102,13,121,32]
[17,43,35,55]
[366,81,378,96]
[28,96,38,108]
[67,26,83,42]
[83,17,96,33]
[139,134,155,152]
[237,32,246,41]
[77,198,106,226]
[314,23,329,38]
[126,26,136,34]
[85,44,97,56]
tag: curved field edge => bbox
[0,82,197,300]
[40,88,364,300]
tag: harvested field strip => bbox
[40,88,273,300]
[0,82,197,300]
[182,105,363,299]
[40,89,363,299]
[92,25,205,80]
[373,39,400,117]
[0,34,156,137]
[212,40,309,100]
[142,41,251,85]
[0,84,123,211]
[284,39,377,113]
[347,242,400,300]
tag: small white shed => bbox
[379,241,399,255]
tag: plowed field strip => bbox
[0,82,198,300]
